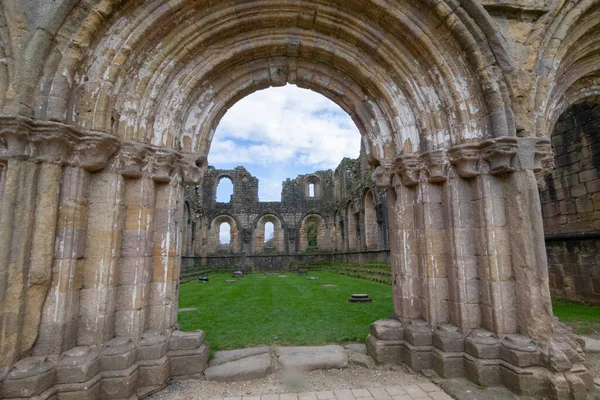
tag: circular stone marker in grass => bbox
[278,275,287,278]
[321,284,336,288]
[306,277,319,280]
[349,294,372,303]
[224,280,236,283]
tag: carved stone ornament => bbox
[106,142,148,178]
[148,151,179,183]
[74,135,120,172]
[480,137,518,175]
[422,149,448,183]
[0,124,30,159]
[180,155,208,185]
[372,159,395,188]
[395,154,421,186]
[31,130,74,164]
[448,143,480,178]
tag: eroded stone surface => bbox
[275,346,348,371]
[204,353,272,382]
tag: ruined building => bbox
[182,151,390,271]
[1,1,599,398]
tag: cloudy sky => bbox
[210,84,361,203]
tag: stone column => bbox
[78,172,126,345]
[149,162,182,331]
[116,176,155,339]
[0,159,61,366]
[34,166,90,355]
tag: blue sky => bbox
[210,85,361,203]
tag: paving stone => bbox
[316,390,336,399]
[403,385,428,398]
[333,389,355,400]
[204,353,272,382]
[428,392,453,400]
[280,394,298,400]
[391,396,411,400]
[261,395,280,400]
[298,392,317,400]
[417,383,440,393]
[351,388,372,397]
[367,387,392,400]
[275,345,348,371]
[384,387,407,395]
[243,397,261,400]
[344,343,367,354]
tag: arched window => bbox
[264,221,274,248]
[216,177,233,203]
[219,222,231,248]
[308,183,315,197]
[307,221,318,247]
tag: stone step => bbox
[275,345,348,371]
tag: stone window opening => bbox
[264,222,274,248]
[305,176,321,198]
[218,222,231,249]
[216,176,234,203]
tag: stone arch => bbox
[363,189,378,250]
[208,214,239,254]
[253,213,285,254]
[299,213,327,253]
[532,1,600,139]
[15,0,519,160]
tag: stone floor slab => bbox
[275,346,348,371]
[204,353,272,382]
[584,336,600,353]
[210,347,271,366]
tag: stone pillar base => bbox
[0,330,209,400]
[366,319,594,399]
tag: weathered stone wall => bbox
[185,147,390,270]
[0,0,598,398]
[540,102,600,304]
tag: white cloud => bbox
[209,85,361,172]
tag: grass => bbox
[552,299,600,338]
[177,271,393,351]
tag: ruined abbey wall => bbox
[540,102,600,304]
[183,149,390,271]
[1,0,599,398]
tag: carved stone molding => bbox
[422,150,449,183]
[373,137,548,188]
[0,115,119,170]
[480,137,518,175]
[448,143,480,178]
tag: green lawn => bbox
[552,299,600,338]
[177,271,394,350]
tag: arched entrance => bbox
[0,0,593,398]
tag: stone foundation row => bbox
[0,330,209,400]
[366,319,594,399]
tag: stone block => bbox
[464,355,501,386]
[432,324,464,352]
[138,330,169,361]
[138,356,169,387]
[168,342,210,378]
[101,337,137,371]
[465,330,500,359]
[500,335,542,368]
[369,319,404,341]
[1,357,56,398]
[432,349,465,378]
[56,347,100,384]
[99,364,138,399]
[404,320,432,346]
[168,330,205,351]
[365,334,402,363]
[401,343,432,371]
[500,365,549,397]
[55,374,101,400]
